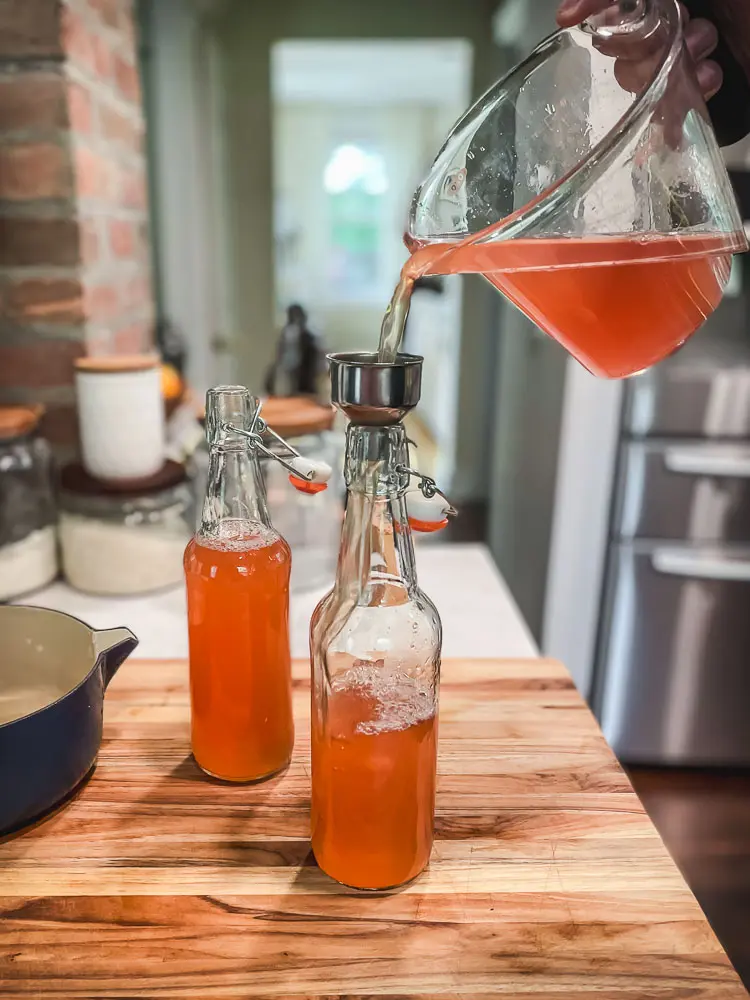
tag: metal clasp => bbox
[397,465,458,518]
[224,400,331,493]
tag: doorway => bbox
[271,39,472,483]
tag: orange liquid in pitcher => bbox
[311,665,437,890]
[404,233,736,378]
[184,524,293,782]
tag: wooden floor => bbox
[629,768,750,991]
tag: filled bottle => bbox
[310,418,442,890]
[184,386,293,782]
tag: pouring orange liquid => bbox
[184,525,293,782]
[311,665,437,890]
[382,232,737,378]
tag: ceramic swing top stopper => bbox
[288,456,332,495]
[406,489,451,533]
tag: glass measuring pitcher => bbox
[406,0,747,378]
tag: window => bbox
[323,143,388,297]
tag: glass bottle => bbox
[310,421,442,889]
[0,405,57,601]
[184,386,293,782]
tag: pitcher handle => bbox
[93,627,139,687]
[582,0,660,39]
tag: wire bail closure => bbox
[397,464,457,533]
[224,399,332,494]
[397,465,457,516]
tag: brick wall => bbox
[0,0,154,449]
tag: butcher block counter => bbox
[0,657,745,998]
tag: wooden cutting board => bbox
[0,658,745,998]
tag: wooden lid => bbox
[260,397,335,438]
[0,404,45,440]
[60,460,187,497]
[75,353,160,374]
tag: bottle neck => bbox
[199,386,272,537]
[200,445,271,536]
[334,423,417,603]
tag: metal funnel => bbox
[328,352,423,425]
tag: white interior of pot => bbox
[0,607,96,726]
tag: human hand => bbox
[557,0,722,101]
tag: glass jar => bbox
[310,422,442,890]
[0,406,57,601]
[262,398,343,592]
[263,434,343,594]
[58,461,193,595]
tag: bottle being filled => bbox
[184,386,294,782]
[310,353,444,890]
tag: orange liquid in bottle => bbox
[184,524,293,782]
[311,665,437,890]
[404,233,736,378]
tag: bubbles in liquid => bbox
[330,660,436,736]
[198,518,279,552]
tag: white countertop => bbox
[18,543,538,661]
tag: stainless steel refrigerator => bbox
[594,296,750,765]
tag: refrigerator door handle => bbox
[652,548,750,581]
[664,447,750,478]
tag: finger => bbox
[557,0,611,28]
[666,118,686,151]
[685,17,719,63]
[614,57,655,94]
[696,59,723,100]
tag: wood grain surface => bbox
[0,658,746,998]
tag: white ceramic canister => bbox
[75,355,165,482]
